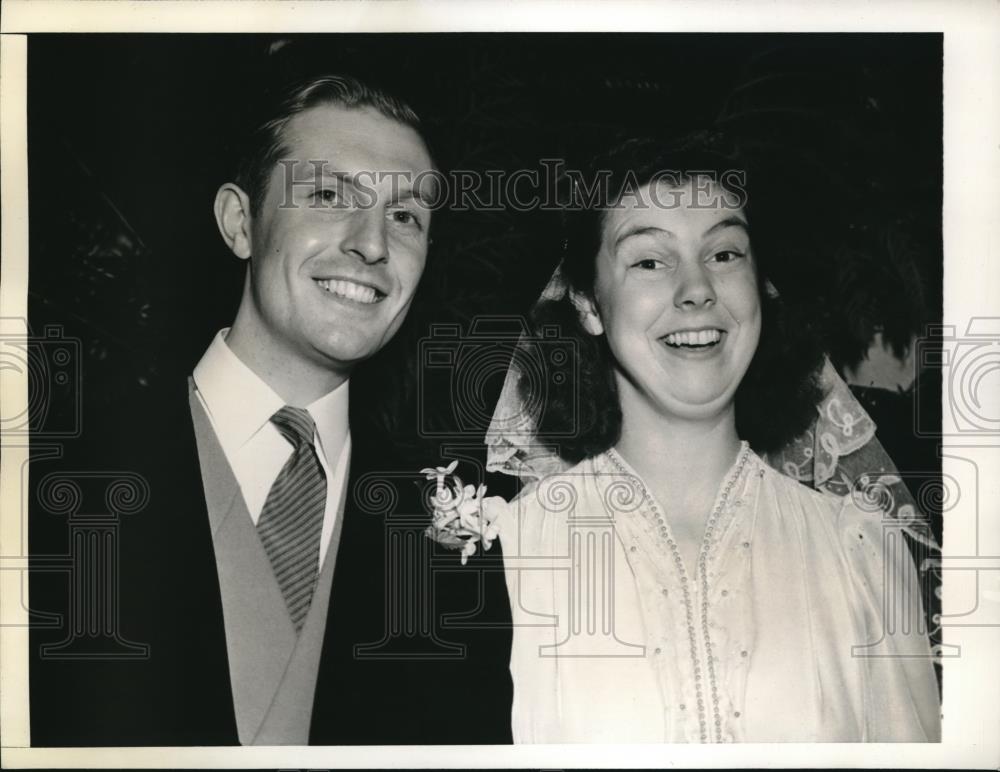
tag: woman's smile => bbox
[660,327,726,352]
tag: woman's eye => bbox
[632,258,664,270]
[710,250,746,264]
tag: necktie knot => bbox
[270,406,316,449]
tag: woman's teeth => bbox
[664,329,722,347]
[316,279,381,304]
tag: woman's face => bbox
[580,177,762,424]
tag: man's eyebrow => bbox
[702,216,749,237]
[314,170,356,187]
[312,171,433,205]
[391,187,434,207]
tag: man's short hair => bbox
[235,74,424,217]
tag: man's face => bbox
[243,103,434,374]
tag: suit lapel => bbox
[189,389,298,744]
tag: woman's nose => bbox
[673,260,716,308]
[341,209,389,264]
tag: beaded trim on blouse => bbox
[604,441,753,742]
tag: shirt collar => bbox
[192,329,350,460]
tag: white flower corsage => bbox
[421,461,504,565]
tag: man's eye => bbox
[632,258,664,270]
[391,210,423,230]
[314,188,339,205]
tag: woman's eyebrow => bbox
[614,225,671,248]
[702,216,749,238]
[613,217,749,249]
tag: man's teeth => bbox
[316,279,380,304]
[664,329,722,347]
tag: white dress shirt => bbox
[192,329,350,568]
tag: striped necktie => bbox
[257,406,326,633]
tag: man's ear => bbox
[570,289,604,336]
[213,183,253,260]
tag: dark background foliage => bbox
[28,33,942,511]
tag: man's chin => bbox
[305,318,405,371]
[310,339,382,371]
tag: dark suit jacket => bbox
[29,377,513,746]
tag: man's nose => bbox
[673,259,716,309]
[341,209,389,264]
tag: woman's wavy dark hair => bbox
[526,134,826,463]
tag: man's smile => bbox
[314,277,386,305]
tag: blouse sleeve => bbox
[838,498,942,741]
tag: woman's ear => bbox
[213,183,253,260]
[570,289,605,336]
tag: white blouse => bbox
[496,442,941,743]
